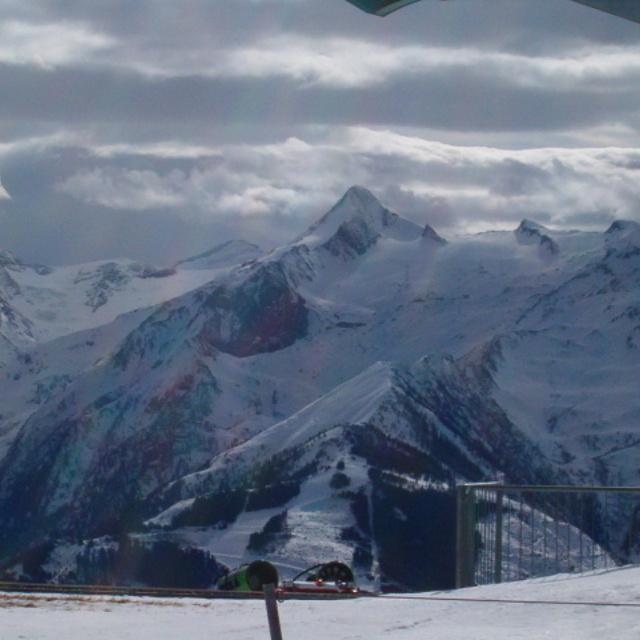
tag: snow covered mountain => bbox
[0,186,638,591]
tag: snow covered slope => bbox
[0,187,638,591]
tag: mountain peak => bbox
[515,219,550,236]
[294,187,422,260]
[302,186,390,241]
[421,223,447,245]
[515,219,559,257]
[342,184,381,207]
[604,220,640,257]
[0,249,22,269]
[605,219,640,241]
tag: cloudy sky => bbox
[2,0,640,265]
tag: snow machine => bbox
[281,561,358,595]
[216,560,279,592]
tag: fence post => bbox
[264,583,284,640]
[494,489,504,584]
[456,484,476,588]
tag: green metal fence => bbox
[456,483,640,588]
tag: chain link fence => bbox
[456,483,640,588]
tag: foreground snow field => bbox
[2,566,640,640]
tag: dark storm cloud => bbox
[1,56,637,135]
[2,0,640,135]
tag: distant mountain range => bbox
[0,186,638,591]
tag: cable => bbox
[376,593,640,608]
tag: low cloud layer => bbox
[1,0,640,265]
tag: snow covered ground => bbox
[2,566,640,640]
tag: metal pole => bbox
[456,485,476,588]
[494,490,503,584]
[264,583,283,640]
[455,484,467,588]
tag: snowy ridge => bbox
[174,240,263,270]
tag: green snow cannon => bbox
[217,560,280,592]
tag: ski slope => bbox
[2,566,640,640]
